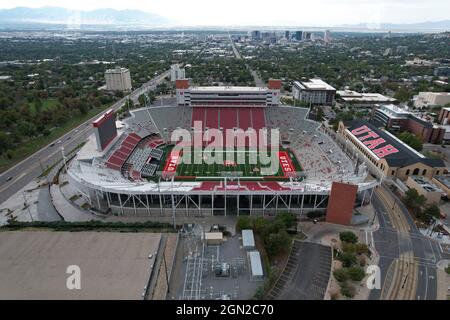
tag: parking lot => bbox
[0,231,161,299]
[267,241,332,300]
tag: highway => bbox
[369,184,445,300]
[0,70,170,205]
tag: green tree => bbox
[126,99,135,111]
[138,94,147,107]
[0,131,12,155]
[445,263,450,275]
[252,217,269,235]
[424,203,440,218]
[78,102,89,115]
[236,216,252,231]
[420,204,441,222]
[339,231,358,244]
[347,266,366,281]
[342,242,356,253]
[34,97,42,113]
[148,91,156,104]
[403,188,426,215]
[354,243,369,255]
[18,121,36,138]
[265,230,291,258]
[340,282,356,298]
[333,268,349,282]
[42,128,51,136]
[338,252,357,268]
[394,86,412,102]
[275,212,297,229]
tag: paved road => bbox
[369,185,445,300]
[0,70,170,205]
[228,33,265,87]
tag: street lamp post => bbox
[22,191,33,221]
[61,146,68,172]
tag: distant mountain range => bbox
[0,6,170,26]
[338,20,450,31]
[0,6,448,31]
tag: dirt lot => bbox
[0,231,161,299]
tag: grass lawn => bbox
[0,104,113,173]
[29,98,60,114]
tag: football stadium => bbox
[67,79,378,217]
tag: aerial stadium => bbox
[67,79,378,218]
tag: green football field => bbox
[160,145,302,178]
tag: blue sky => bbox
[0,0,449,26]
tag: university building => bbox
[337,120,446,181]
[292,79,336,106]
[371,104,444,144]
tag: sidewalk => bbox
[49,183,99,222]
[436,260,450,300]
[0,179,46,225]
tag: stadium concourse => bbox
[67,84,378,218]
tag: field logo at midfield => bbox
[170,121,280,175]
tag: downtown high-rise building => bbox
[324,30,332,43]
[294,31,303,41]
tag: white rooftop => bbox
[249,251,263,277]
[105,67,129,74]
[242,229,255,248]
[337,90,396,103]
[376,104,413,118]
[295,78,335,91]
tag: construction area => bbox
[168,224,263,300]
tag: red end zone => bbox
[163,150,181,174]
[278,151,295,176]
